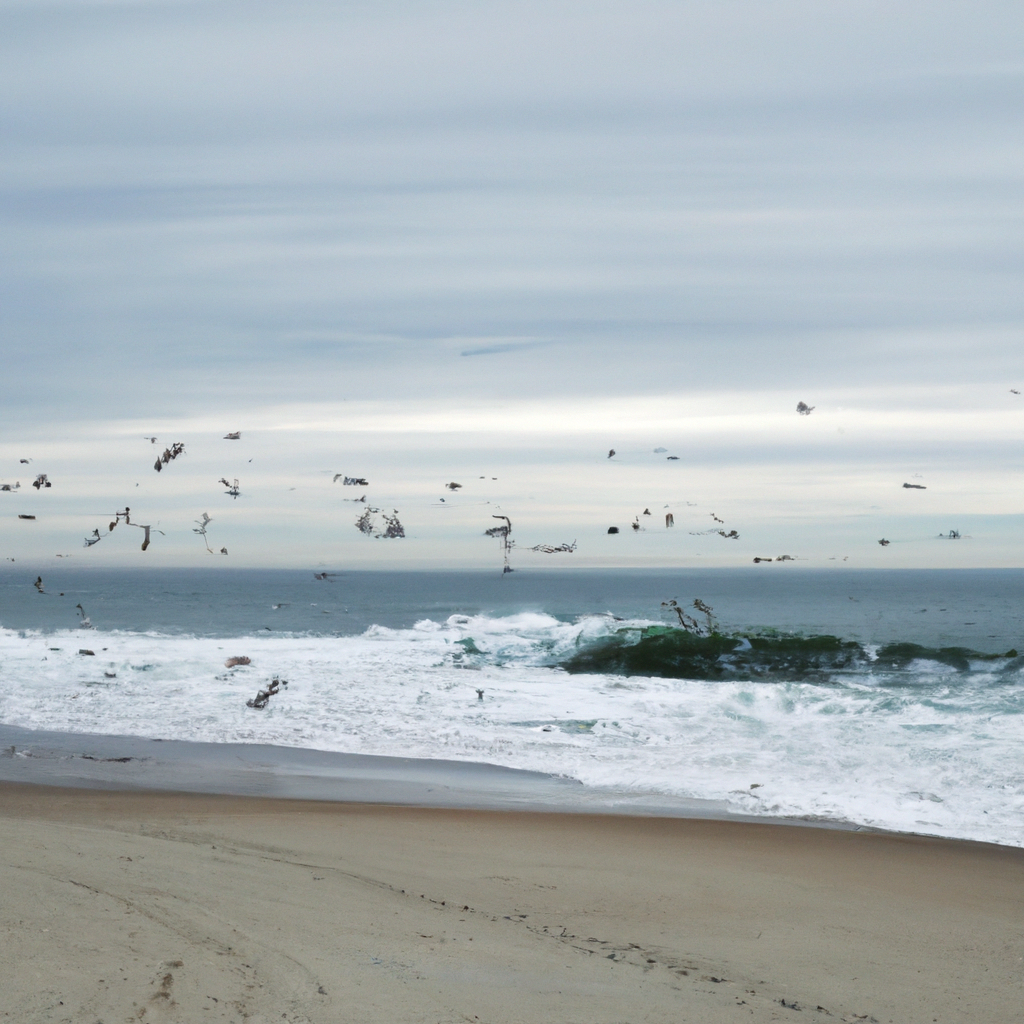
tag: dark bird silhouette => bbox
[154,442,185,471]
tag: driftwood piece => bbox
[225,656,251,668]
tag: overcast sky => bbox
[1,0,1022,569]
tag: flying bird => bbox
[131,523,164,551]
[154,442,185,471]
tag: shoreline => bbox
[2,781,1022,1023]
[1,721,1012,849]
[2,721,878,834]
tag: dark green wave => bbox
[558,625,1018,682]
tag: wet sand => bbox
[2,782,1022,1024]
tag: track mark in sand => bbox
[376,884,882,1024]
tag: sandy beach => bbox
[2,783,1022,1024]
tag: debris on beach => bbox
[753,557,772,563]
[144,436,158,444]
[84,528,102,545]
[796,401,815,415]
[1,481,19,491]
[527,541,576,553]
[445,482,462,490]
[225,656,251,667]
[607,449,616,458]
[607,526,619,534]
[32,474,51,490]
[902,482,927,489]
[34,576,44,593]
[19,514,36,520]
[219,477,241,498]
[665,513,674,527]
[939,529,961,540]
[246,676,287,709]
[336,475,369,485]
[78,649,95,656]
[153,442,185,472]
[878,538,891,546]
[76,604,93,628]
[223,431,241,440]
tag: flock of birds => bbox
[4,394,1016,575]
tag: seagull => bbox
[131,523,164,551]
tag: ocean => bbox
[1,566,1021,846]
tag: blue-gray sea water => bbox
[1,567,1021,844]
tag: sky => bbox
[1,0,1022,570]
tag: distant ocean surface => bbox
[1,567,1021,846]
